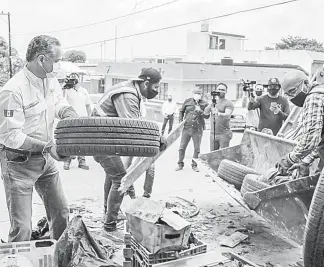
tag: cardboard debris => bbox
[124,197,191,254]
[220,232,248,248]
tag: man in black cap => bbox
[92,68,167,237]
[248,78,290,135]
[176,87,209,172]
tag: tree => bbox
[0,37,25,87]
[268,36,324,52]
[64,50,87,63]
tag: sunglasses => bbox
[268,85,280,90]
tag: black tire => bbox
[217,160,261,189]
[303,171,324,267]
[241,174,269,196]
[55,117,160,157]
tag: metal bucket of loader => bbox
[198,129,317,246]
[199,129,297,173]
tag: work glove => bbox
[159,136,168,152]
[276,154,295,176]
[43,140,71,162]
[288,162,310,178]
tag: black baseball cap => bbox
[268,78,281,87]
[138,68,162,83]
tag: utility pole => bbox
[1,12,12,78]
[114,26,117,62]
[8,13,12,78]
[104,40,106,62]
[100,42,103,62]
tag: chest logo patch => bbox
[4,110,14,117]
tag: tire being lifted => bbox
[55,117,161,157]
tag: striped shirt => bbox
[290,90,324,162]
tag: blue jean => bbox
[94,155,126,231]
[123,157,155,198]
[161,115,174,135]
[0,151,69,242]
[178,127,203,167]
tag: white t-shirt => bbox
[64,87,92,117]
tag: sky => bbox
[0,0,323,61]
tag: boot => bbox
[142,192,151,198]
[192,166,199,172]
[78,159,89,170]
[63,160,71,170]
[175,164,183,171]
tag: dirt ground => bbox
[0,129,303,266]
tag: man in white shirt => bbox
[161,94,178,135]
[0,35,78,242]
[63,73,92,170]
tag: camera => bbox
[210,90,220,104]
[241,80,256,92]
[210,91,220,97]
[62,77,78,90]
[241,79,256,97]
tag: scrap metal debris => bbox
[220,232,249,248]
[165,196,200,218]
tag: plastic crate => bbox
[0,239,57,267]
[131,236,207,267]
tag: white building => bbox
[185,22,324,75]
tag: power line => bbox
[0,16,8,25]
[64,0,299,49]
[13,0,180,36]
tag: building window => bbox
[209,36,219,49]
[219,39,226,49]
[196,84,218,99]
[112,78,127,86]
[157,82,168,100]
[236,83,244,99]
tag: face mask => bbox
[287,82,309,107]
[40,56,60,79]
[255,91,262,96]
[168,98,172,102]
[146,83,158,99]
[289,91,307,107]
[268,89,279,97]
[193,94,201,101]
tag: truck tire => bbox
[217,160,261,189]
[55,117,161,157]
[241,174,269,196]
[303,171,324,267]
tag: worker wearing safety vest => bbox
[92,68,167,237]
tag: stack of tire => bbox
[240,174,269,197]
[54,117,161,157]
[217,159,261,190]
[217,159,270,200]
